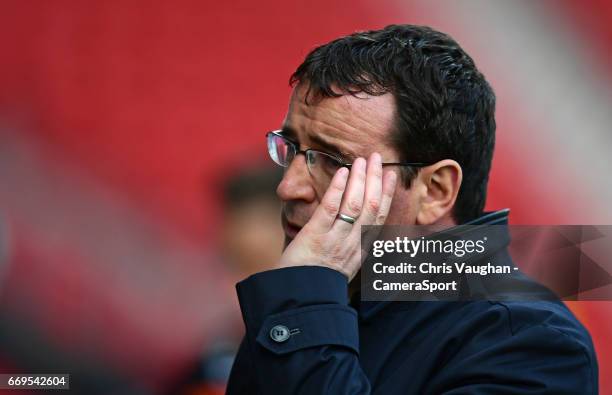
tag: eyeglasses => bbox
[266,130,429,188]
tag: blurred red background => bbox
[0,0,611,393]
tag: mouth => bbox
[282,215,303,240]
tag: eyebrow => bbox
[280,125,356,161]
[279,125,298,141]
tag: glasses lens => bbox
[307,150,343,185]
[267,133,294,167]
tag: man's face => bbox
[277,84,421,246]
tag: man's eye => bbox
[320,155,342,174]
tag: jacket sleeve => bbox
[226,266,371,395]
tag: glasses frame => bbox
[266,130,431,171]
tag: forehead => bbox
[284,84,396,155]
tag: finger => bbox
[375,170,397,225]
[333,157,367,233]
[358,170,397,262]
[307,166,350,232]
[355,152,382,225]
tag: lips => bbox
[282,215,303,239]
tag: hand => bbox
[278,152,398,281]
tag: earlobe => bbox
[416,160,462,225]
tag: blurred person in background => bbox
[220,166,285,280]
[174,166,283,395]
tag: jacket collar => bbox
[352,209,511,321]
[463,208,510,226]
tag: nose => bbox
[276,153,317,203]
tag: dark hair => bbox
[223,166,283,208]
[290,24,496,223]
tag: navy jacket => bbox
[227,211,598,394]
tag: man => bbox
[227,25,598,394]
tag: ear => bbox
[416,160,462,225]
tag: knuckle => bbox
[323,201,339,216]
[366,198,381,213]
[347,199,363,214]
[376,213,388,224]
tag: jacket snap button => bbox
[270,325,291,343]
